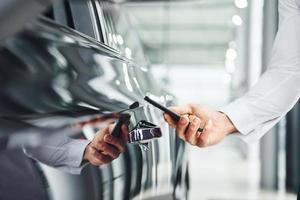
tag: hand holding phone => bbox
[144,96,203,132]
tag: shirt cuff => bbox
[65,139,90,170]
[220,99,256,136]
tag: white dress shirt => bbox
[221,0,300,143]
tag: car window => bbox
[44,0,104,42]
[97,1,147,66]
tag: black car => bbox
[0,0,189,199]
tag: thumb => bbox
[163,113,177,128]
[94,126,109,141]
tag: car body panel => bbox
[0,1,188,199]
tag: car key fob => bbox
[111,113,131,137]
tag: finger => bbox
[163,113,177,128]
[91,140,103,151]
[97,142,120,159]
[94,126,109,141]
[164,105,192,128]
[197,119,213,147]
[91,150,113,166]
[176,115,190,141]
[104,134,126,153]
[87,148,104,166]
[88,147,101,165]
[185,116,201,146]
[91,141,120,157]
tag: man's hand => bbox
[83,124,128,166]
[163,104,237,147]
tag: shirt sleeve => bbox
[221,1,300,143]
[24,137,90,174]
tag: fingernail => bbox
[105,135,112,142]
[179,117,187,125]
[193,118,200,125]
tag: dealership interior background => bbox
[0,0,300,199]
[125,0,298,199]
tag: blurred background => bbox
[123,0,298,199]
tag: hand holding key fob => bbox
[111,113,131,137]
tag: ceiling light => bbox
[232,15,243,26]
[112,34,118,44]
[235,0,248,8]
[117,35,124,45]
[125,47,132,58]
[226,48,238,61]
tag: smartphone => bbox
[144,96,203,132]
[144,96,180,121]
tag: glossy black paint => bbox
[0,1,188,199]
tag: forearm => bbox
[221,11,300,142]
[222,69,300,143]
[24,137,90,174]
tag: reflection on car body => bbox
[0,0,189,200]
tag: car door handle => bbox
[128,120,162,144]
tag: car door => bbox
[95,1,179,199]
[0,0,186,199]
